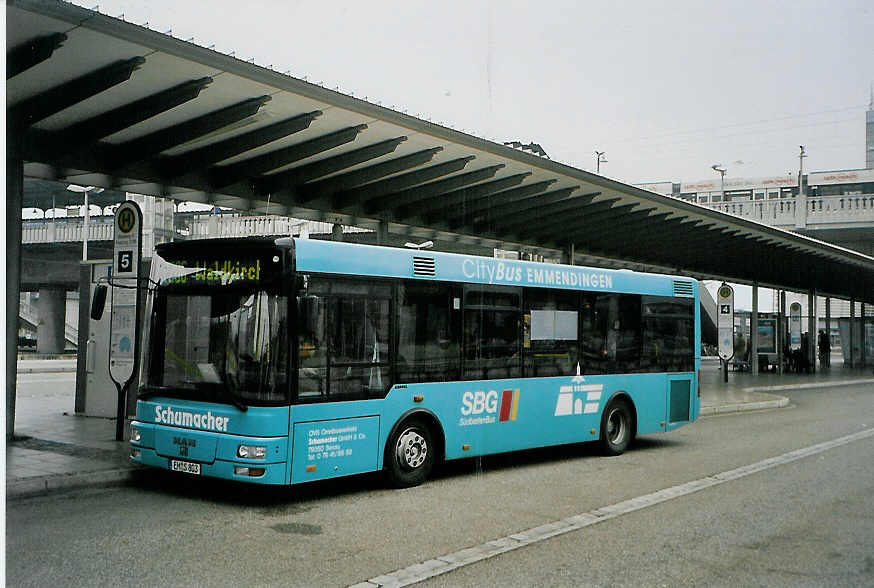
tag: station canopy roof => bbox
[8,0,874,303]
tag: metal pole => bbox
[808,289,816,374]
[751,283,759,373]
[83,188,90,261]
[850,298,856,368]
[796,146,808,229]
[825,297,831,369]
[778,290,786,374]
[7,158,23,441]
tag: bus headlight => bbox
[237,444,266,459]
[130,427,141,443]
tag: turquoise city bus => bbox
[129,237,700,487]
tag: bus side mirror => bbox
[91,284,108,320]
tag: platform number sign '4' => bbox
[717,284,735,362]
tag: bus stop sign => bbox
[109,201,143,386]
[717,284,735,361]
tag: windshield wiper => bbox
[222,377,249,412]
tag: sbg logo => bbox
[461,390,499,416]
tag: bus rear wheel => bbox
[600,397,633,456]
[386,419,435,488]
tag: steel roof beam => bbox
[336,156,476,212]
[573,207,661,240]
[439,180,559,228]
[158,111,322,179]
[306,147,455,207]
[8,57,146,128]
[258,137,415,196]
[107,95,272,171]
[560,209,664,247]
[500,197,622,235]
[44,77,214,160]
[516,202,641,244]
[208,124,367,189]
[363,164,504,215]
[517,201,641,242]
[395,173,533,220]
[592,217,694,250]
[481,190,597,227]
[436,179,558,226]
[7,33,67,78]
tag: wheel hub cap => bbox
[396,429,427,470]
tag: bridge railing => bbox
[706,194,874,228]
[182,215,370,239]
[184,214,302,238]
[22,218,114,243]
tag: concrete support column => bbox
[7,158,23,441]
[850,298,856,368]
[376,220,389,246]
[36,287,67,354]
[808,289,816,374]
[862,303,867,368]
[751,283,759,373]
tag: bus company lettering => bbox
[459,389,521,426]
[307,425,360,461]
[462,258,613,289]
[154,405,229,432]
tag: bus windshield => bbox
[141,244,290,406]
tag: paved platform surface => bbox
[7,357,874,499]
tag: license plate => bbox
[170,460,201,475]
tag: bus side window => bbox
[462,285,521,380]
[523,288,579,377]
[397,281,461,384]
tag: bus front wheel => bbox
[386,419,435,488]
[600,398,633,456]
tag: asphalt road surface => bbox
[7,381,873,587]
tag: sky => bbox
[66,0,874,186]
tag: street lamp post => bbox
[66,185,105,261]
[711,164,726,202]
[595,150,607,174]
[796,145,807,229]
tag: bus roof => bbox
[288,238,697,299]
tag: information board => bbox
[757,318,777,354]
[789,302,802,351]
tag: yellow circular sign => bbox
[117,207,136,233]
[718,286,732,299]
